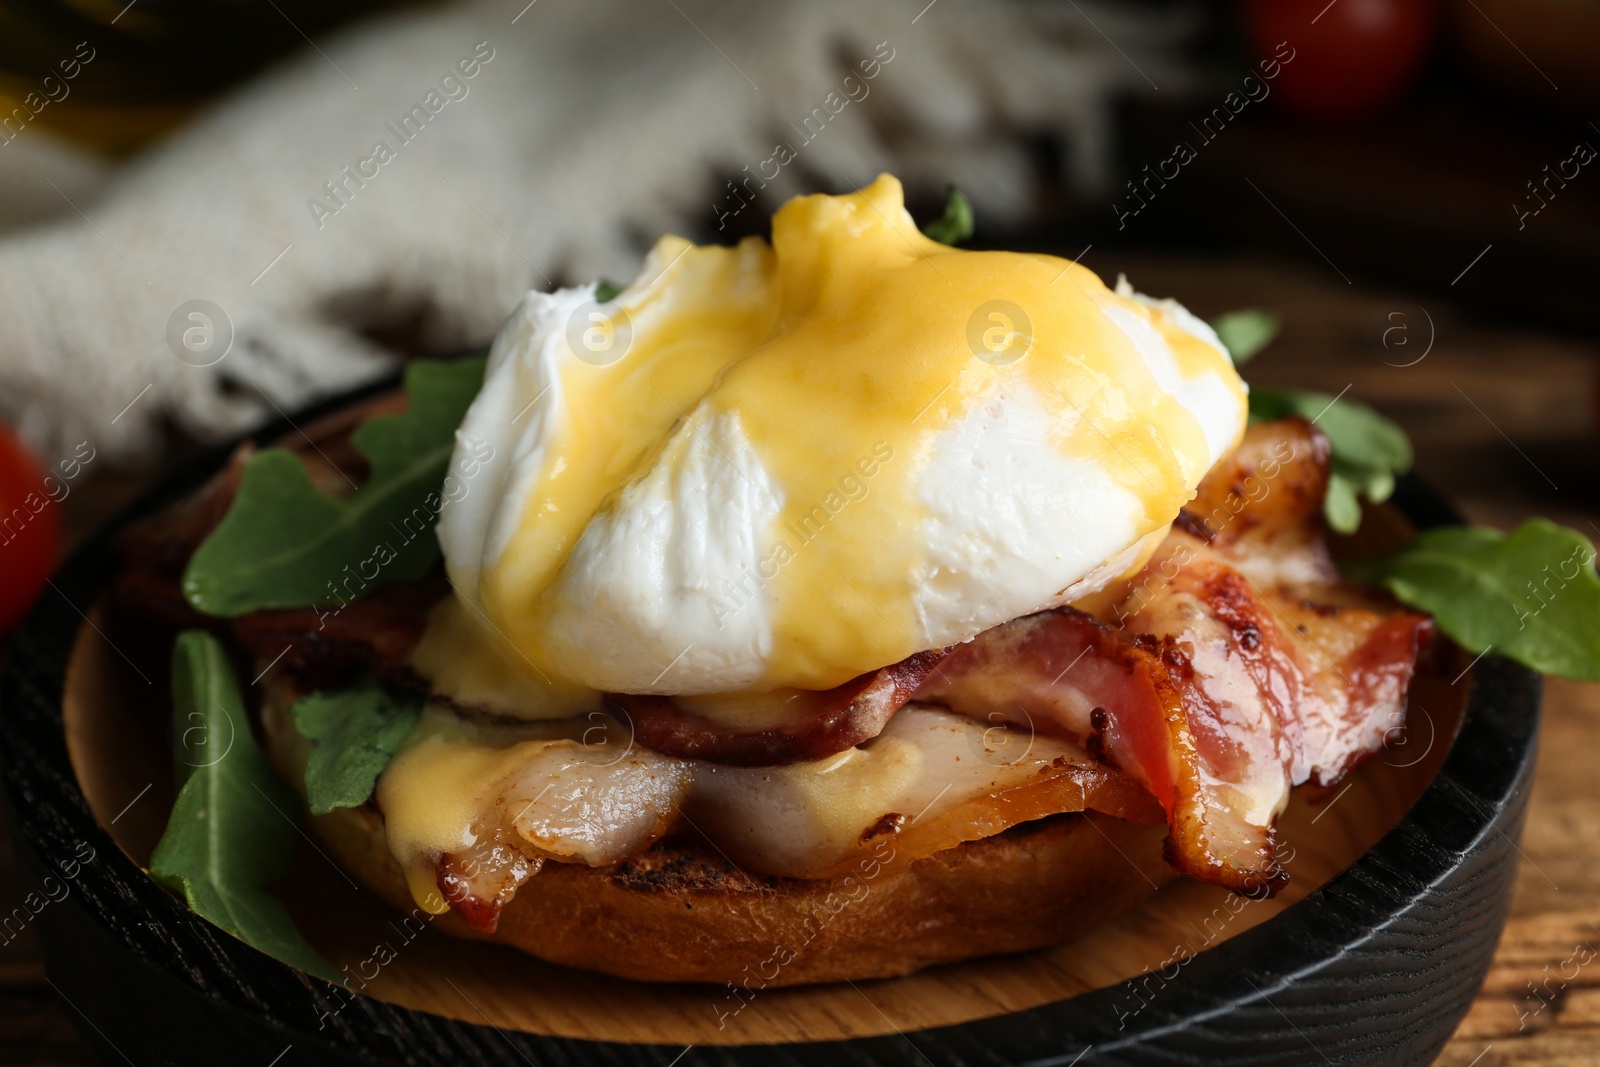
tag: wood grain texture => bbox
[0,250,1594,1064]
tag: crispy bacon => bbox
[1176,416,1331,561]
[914,608,1268,885]
[426,735,694,929]
[1158,419,1434,788]
[437,835,544,933]
[229,578,447,690]
[1131,537,1431,787]
[424,705,1160,923]
[691,704,1164,877]
[606,650,947,765]
[916,420,1432,893]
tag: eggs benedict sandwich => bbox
[125,175,1432,986]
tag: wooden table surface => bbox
[2,250,1596,1065]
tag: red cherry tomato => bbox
[1245,0,1438,120]
[0,425,63,633]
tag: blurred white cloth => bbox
[0,0,1190,458]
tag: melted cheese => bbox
[373,702,1125,910]
[374,707,692,910]
[422,173,1247,713]
[375,712,555,914]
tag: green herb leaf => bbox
[593,279,624,302]
[291,684,423,815]
[1209,309,1281,365]
[1248,387,1412,534]
[1322,469,1363,535]
[182,356,486,617]
[149,631,340,979]
[1349,519,1600,680]
[922,184,974,246]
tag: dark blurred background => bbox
[4,0,1597,327]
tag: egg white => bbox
[435,273,1241,696]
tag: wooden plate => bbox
[0,382,1541,1066]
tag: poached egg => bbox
[415,174,1246,717]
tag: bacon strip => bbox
[1155,419,1434,789]
[229,578,447,690]
[916,420,1431,894]
[437,835,544,933]
[914,609,1261,885]
[606,650,947,765]
[1131,537,1431,787]
[423,705,1159,924]
[918,582,1428,893]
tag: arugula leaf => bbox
[922,184,974,246]
[1349,519,1600,680]
[1209,309,1281,365]
[1248,387,1412,534]
[593,279,624,302]
[291,684,423,815]
[149,631,340,979]
[1322,467,1363,535]
[183,356,486,617]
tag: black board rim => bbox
[0,371,1541,1067]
